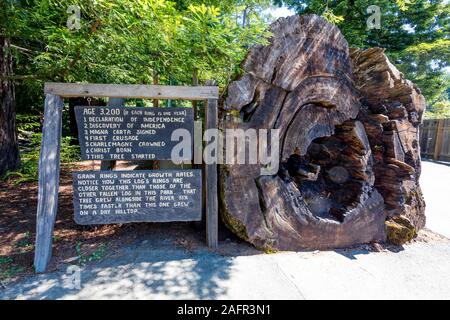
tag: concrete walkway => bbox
[1,234,449,300]
[421,160,450,238]
[1,160,449,300]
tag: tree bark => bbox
[350,47,426,239]
[0,35,19,176]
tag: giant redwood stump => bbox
[219,15,426,250]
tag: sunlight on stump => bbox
[219,15,426,250]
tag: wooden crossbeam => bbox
[44,82,219,100]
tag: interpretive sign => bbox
[34,83,218,273]
[75,106,194,160]
[73,169,202,224]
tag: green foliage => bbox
[4,0,271,112]
[425,100,450,119]
[4,0,448,119]
[3,132,40,184]
[0,257,13,265]
[322,7,344,24]
[424,87,450,119]
[3,133,80,184]
[60,136,82,162]
[399,39,450,103]
[15,232,33,249]
[16,114,42,132]
[76,242,108,265]
[0,256,25,282]
[275,0,450,117]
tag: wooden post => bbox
[205,86,218,248]
[192,69,200,170]
[192,69,199,120]
[152,74,159,108]
[434,119,445,160]
[34,94,64,273]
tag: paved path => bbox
[1,160,449,300]
[421,160,450,238]
[1,234,449,300]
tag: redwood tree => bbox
[0,35,19,175]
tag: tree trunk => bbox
[219,15,425,250]
[0,35,19,176]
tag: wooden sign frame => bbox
[34,82,219,273]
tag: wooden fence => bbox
[420,119,450,161]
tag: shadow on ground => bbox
[0,220,262,299]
